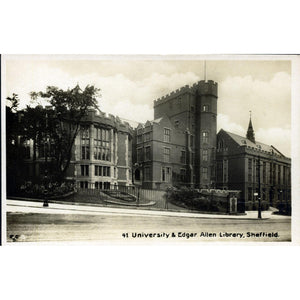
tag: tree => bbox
[28,84,101,182]
[6,94,26,193]
[6,93,20,144]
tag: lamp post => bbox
[132,163,142,207]
[257,156,262,219]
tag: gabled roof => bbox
[149,117,163,125]
[219,129,285,157]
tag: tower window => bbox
[202,167,208,180]
[202,131,209,144]
[203,149,208,161]
[178,97,182,106]
[203,105,209,112]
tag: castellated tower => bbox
[194,80,218,188]
[153,80,218,188]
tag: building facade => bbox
[22,109,133,190]
[216,122,291,210]
[133,80,218,189]
[71,109,133,189]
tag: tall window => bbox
[81,126,90,160]
[180,150,186,164]
[162,167,171,182]
[95,165,102,176]
[202,149,208,161]
[145,146,151,161]
[81,165,89,176]
[202,167,208,180]
[94,127,110,161]
[164,128,171,142]
[163,147,170,162]
[248,158,252,182]
[202,131,209,143]
[278,165,281,185]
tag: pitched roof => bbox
[220,129,285,157]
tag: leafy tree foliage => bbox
[6,85,100,188]
[30,84,100,182]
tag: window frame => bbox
[163,128,171,143]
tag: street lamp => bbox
[256,156,262,219]
[132,163,142,207]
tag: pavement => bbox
[6,199,291,220]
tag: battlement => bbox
[153,80,218,107]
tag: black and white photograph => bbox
[2,55,295,244]
[1,2,300,300]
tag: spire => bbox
[246,110,255,143]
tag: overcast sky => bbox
[4,57,291,156]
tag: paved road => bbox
[6,211,291,243]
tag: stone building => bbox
[21,109,133,190]
[216,119,291,210]
[133,80,218,189]
[71,109,133,189]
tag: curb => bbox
[6,199,273,220]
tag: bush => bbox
[261,201,269,211]
[167,187,228,212]
[245,201,253,211]
[19,180,76,199]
